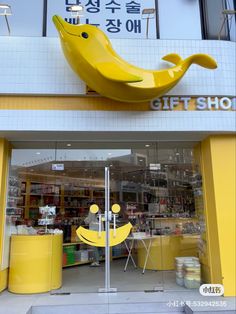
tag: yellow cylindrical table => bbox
[137,234,199,271]
[8,234,62,294]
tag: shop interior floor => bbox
[0,259,235,314]
[56,259,188,293]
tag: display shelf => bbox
[112,254,128,259]
[63,242,83,246]
[145,216,197,220]
[63,261,90,267]
[63,258,105,268]
[64,195,90,198]
[24,193,61,196]
[19,178,116,220]
[64,206,89,209]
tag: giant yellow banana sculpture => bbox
[76,222,132,247]
[53,15,217,103]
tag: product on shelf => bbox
[38,205,56,232]
[6,176,23,221]
[63,245,76,265]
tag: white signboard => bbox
[52,163,65,171]
[47,0,157,38]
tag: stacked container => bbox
[175,257,200,288]
[184,260,201,288]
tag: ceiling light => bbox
[67,143,71,147]
[68,5,84,12]
[0,4,11,13]
[68,5,84,24]
[36,152,41,155]
[0,4,12,35]
[145,144,150,147]
[142,8,156,39]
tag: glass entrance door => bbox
[8,141,203,294]
[107,144,164,292]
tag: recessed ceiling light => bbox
[176,153,180,156]
[67,143,71,147]
[36,152,41,155]
[145,144,150,147]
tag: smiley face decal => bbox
[76,204,132,247]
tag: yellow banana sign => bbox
[76,222,132,247]
[53,15,217,103]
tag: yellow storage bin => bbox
[8,234,62,294]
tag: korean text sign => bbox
[47,0,157,38]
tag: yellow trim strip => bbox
[0,96,149,111]
[0,96,233,111]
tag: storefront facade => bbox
[0,0,235,297]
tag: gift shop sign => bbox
[47,0,157,38]
[150,97,236,111]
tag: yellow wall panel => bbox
[0,139,10,271]
[201,135,236,296]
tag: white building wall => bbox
[0,0,44,37]
[0,37,235,96]
[0,110,235,133]
[0,108,235,145]
[227,0,236,42]
[158,0,202,39]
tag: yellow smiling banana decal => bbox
[53,15,217,103]
[76,204,132,247]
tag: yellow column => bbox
[0,138,10,292]
[201,135,236,296]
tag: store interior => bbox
[6,141,205,293]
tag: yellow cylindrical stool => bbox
[8,234,62,294]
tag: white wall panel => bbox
[158,0,202,39]
[0,0,44,37]
[0,110,235,134]
[0,37,235,96]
